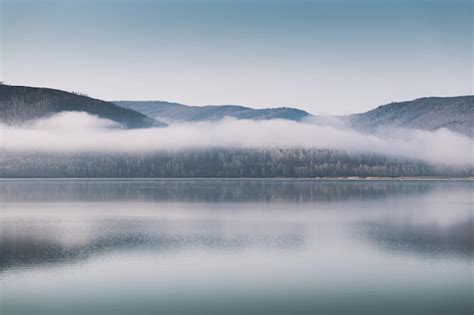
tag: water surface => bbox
[0,179,472,314]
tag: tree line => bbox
[1,148,471,178]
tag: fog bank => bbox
[1,112,472,166]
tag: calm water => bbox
[0,179,472,315]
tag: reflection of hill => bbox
[357,219,473,259]
[1,179,465,203]
[0,229,303,272]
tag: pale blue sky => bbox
[1,0,472,114]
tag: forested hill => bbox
[2,83,472,135]
[3,149,472,178]
[115,101,311,123]
[117,96,474,137]
[0,84,165,128]
[348,96,474,137]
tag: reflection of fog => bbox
[1,179,472,273]
[356,219,473,259]
[0,222,304,272]
[1,179,469,203]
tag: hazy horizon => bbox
[1,0,472,115]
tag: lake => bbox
[0,179,472,315]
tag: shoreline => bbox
[0,177,472,181]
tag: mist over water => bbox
[1,112,472,165]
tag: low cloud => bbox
[1,112,472,166]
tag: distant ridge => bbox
[1,84,472,136]
[117,96,473,137]
[348,96,473,137]
[0,84,166,128]
[115,100,311,123]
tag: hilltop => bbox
[116,96,473,137]
[115,101,311,124]
[348,96,473,137]
[0,84,165,128]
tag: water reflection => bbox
[0,179,472,315]
[356,219,473,259]
[0,221,304,272]
[0,178,457,203]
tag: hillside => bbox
[0,85,165,128]
[3,149,471,178]
[117,96,474,137]
[348,96,473,137]
[115,101,311,123]
[2,84,471,136]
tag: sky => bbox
[0,0,472,115]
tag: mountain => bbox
[0,84,165,128]
[348,96,473,137]
[116,97,473,137]
[115,101,311,123]
[2,84,472,136]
